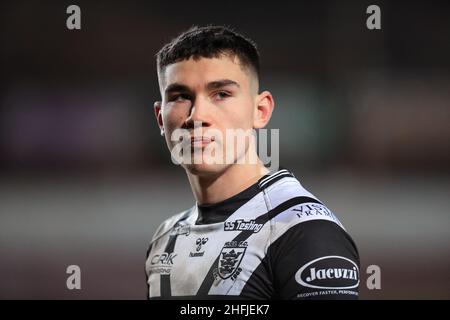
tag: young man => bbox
[146,25,360,299]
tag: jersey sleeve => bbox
[268,219,360,300]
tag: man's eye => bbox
[214,91,231,100]
[170,94,190,102]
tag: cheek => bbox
[162,106,186,130]
[225,98,255,128]
[161,108,186,149]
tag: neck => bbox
[186,161,269,205]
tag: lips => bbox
[191,136,215,147]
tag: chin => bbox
[183,162,230,177]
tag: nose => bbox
[184,96,212,129]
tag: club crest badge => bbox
[217,241,248,280]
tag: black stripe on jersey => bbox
[196,196,322,296]
[160,235,177,297]
[159,211,193,297]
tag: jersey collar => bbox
[195,167,294,225]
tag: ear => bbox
[154,101,164,135]
[253,91,275,129]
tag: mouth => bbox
[190,136,215,148]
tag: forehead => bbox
[160,56,251,90]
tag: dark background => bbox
[1,0,449,299]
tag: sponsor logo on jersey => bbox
[171,224,190,236]
[215,241,248,280]
[189,237,208,257]
[149,252,177,274]
[292,203,340,223]
[295,256,359,290]
[224,219,263,233]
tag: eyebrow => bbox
[164,83,191,96]
[206,79,240,91]
[164,79,240,96]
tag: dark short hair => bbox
[156,25,260,80]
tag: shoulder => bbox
[263,175,357,257]
[263,174,345,234]
[258,171,360,299]
[150,207,194,243]
[262,172,357,256]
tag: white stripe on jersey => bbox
[258,169,289,188]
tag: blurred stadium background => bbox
[1,0,449,299]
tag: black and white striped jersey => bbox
[145,168,360,300]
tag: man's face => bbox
[155,55,267,176]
